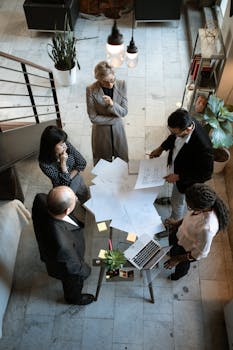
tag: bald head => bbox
[47,186,76,216]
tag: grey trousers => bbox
[170,184,187,221]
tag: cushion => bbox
[0,168,24,202]
[224,300,233,350]
[24,0,66,4]
[0,200,30,338]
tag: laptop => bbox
[124,234,171,270]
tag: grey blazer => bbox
[86,79,129,165]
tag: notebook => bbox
[124,234,171,270]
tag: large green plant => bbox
[47,18,80,71]
[103,249,126,270]
[196,94,233,148]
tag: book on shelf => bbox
[191,59,212,81]
[190,54,201,77]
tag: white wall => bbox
[217,0,233,104]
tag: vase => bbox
[55,65,77,86]
[213,148,231,174]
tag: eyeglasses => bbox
[168,123,193,137]
[168,127,187,136]
[100,77,115,85]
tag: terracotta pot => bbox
[213,148,230,173]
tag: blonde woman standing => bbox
[86,61,128,165]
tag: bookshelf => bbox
[181,28,225,112]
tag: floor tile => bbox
[113,297,143,345]
[82,318,114,350]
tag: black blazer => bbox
[32,193,91,280]
[161,118,214,193]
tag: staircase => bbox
[0,51,63,201]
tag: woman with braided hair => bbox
[164,183,229,280]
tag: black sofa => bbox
[23,0,79,31]
[135,0,183,22]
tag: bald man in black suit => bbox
[32,186,94,305]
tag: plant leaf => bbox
[211,127,233,148]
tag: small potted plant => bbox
[103,249,126,278]
[47,17,80,86]
[195,94,233,172]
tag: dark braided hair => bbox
[185,183,229,232]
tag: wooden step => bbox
[0,121,34,131]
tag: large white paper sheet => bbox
[91,159,112,176]
[134,157,168,189]
[86,158,165,236]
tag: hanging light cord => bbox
[127,1,138,55]
[131,1,135,40]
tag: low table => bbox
[93,258,158,304]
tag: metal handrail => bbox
[0,93,53,97]
[0,111,60,123]
[0,50,61,129]
[0,65,53,80]
[0,79,54,89]
[0,51,51,72]
[0,104,59,109]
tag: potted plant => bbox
[195,94,233,173]
[103,249,126,274]
[47,17,80,86]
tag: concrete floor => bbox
[0,0,233,349]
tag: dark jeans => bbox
[61,275,84,304]
[169,228,191,278]
[70,173,90,204]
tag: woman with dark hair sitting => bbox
[164,183,229,280]
[39,125,89,204]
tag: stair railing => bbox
[0,51,61,131]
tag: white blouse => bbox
[176,210,219,260]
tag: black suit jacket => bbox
[32,193,91,280]
[161,118,214,193]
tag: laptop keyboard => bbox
[132,240,160,268]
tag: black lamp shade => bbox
[127,37,138,54]
[107,20,124,45]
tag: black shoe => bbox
[155,197,171,205]
[168,273,186,281]
[157,230,169,238]
[78,293,95,305]
[66,293,95,305]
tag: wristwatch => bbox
[186,252,195,261]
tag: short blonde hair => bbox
[94,61,115,81]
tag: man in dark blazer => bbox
[150,108,213,223]
[32,186,94,305]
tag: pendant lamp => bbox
[106,1,138,68]
[126,37,138,68]
[106,20,124,68]
[126,2,138,68]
